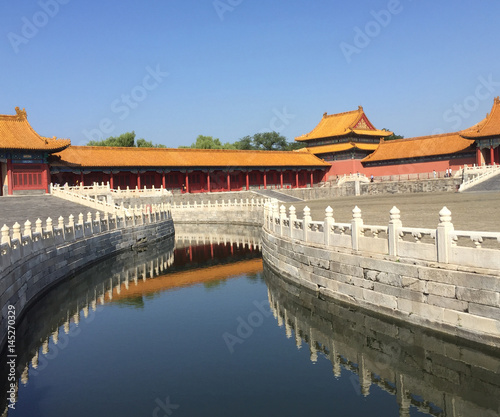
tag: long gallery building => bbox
[1,99,499,195]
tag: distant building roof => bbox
[0,107,71,152]
[51,146,331,169]
[461,97,500,139]
[295,106,393,142]
[362,132,475,163]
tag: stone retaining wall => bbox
[0,217,174,348]
[261,228,500,347]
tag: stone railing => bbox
[336,173,370,186]
[458,164,500,191]
[51,183,173,214]
[0,203,172,273]
[171,197,267,210]
[264,202,500,270]
[262,201,500,346]
[0,203,174,350]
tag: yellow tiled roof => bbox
[295,106,393,142]
[108,259,263,302]
[362,133,475,163]
[305,142,379,155]
[461,97,500,138]
[0,107,70,152]
[51,146,331,168]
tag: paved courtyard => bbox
[0,195,96,229]
[284,191,500,232]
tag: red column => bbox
[227,172,231,191]
[109,173,114,189]
[263,172,267,189]
[295,171,299,188]
[43,164,50,193]
[280,171,283,189]
[207,173,211,192]
[310,171,314,187]
[185,173,189,193]
[490,146,495,165]
[6,160,13,195]
[246,171,249,191]
[476,147,482,165]
[162,172,166,188]
[137,173,141,189]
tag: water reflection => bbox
[264,262,500,417]
[0,224,262,417]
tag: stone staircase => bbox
[252,189,303,202]
[463,170,500,192]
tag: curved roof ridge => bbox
[0,107,70,152]
[460,97,500,138]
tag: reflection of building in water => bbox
[264,264,500,417]
[0,225,262,417]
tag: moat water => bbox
[2,225,499,417]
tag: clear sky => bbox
[1,0,499,147]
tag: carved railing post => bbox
[279,205,286,236]
[436,206,454,263]
[12,222,21,242]
[35,218,43,234]
[351,206,363,251]
[1,225,10,246]
[289,206,296,238]
[58,216,65,239]
[303,206,311,242]
[46,218,53,234]
[388,206,402,256]
[23,220,32,239]
[324,206,334,246]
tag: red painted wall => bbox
[321,155,476,180]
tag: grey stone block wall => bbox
[0,219,174,348]
[172,208,264,226]
[261,227,500,347]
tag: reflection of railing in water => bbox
[264,263,500,417]
[0,225,262,417]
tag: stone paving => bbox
[283,191,500,232]
[0,195,98,229]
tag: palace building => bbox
[297,98,500,177]
[2,98,500,196]
[0,107,70,196]
[0,107,329,195]
[50,146,330,193]
[295,106,393,176]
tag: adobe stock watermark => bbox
[340,0,406,64]
[222,299,272,354]
[7,0,72,54]
[432,74,500,135]
[82,64,169,143]
[259,107,296,134]
[213,0,243,21]
[152,396,179,417]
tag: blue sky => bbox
[1,0,499,147]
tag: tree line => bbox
[86,130,402,149]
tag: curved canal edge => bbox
[0,213,175,349]
[261,227,500,348]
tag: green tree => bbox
[180,135,236,150]
[234,135,255,150]
[87,131,165,148]
[252,132,289,150]
[382,129,404,141]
